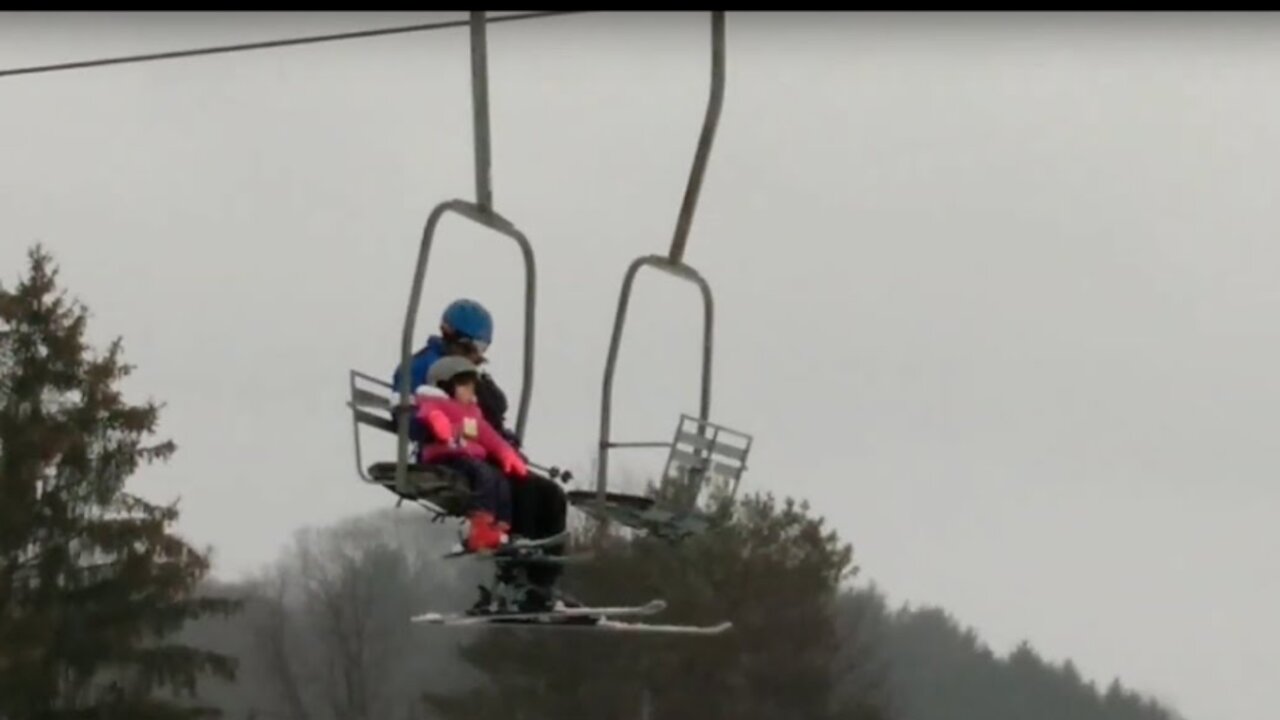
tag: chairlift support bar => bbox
[668,11,725,265]
[394,12,537,494]
[596,12,725,501]
[470,11,494,212]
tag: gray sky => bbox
[2,11,1274,720]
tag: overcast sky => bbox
[2,11,1275,720]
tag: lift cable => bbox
[0,11,590,80]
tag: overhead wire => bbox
[0,11,590,79]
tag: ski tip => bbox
[599,620,734,635]
[514,618,735,635]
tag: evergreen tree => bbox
[0,245,240,719]
[871,600,1180,720]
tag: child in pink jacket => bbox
[416,355,527,552]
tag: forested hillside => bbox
[176,506,1185,720]
[2,245,1186,720]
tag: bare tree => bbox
[248,509,480,720]
[249,573,311,720]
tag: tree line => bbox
[1,245,1185,720]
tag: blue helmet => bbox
[440,298,493,347]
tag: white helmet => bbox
[426,355,481,387]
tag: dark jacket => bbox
[475,372,519,448]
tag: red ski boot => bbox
[464,511,509,553]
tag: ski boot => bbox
[464,561,529,617]
[515,584,597,625]
[447,511,511,556]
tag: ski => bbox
[411,598,666,626]
[481,618,735,635]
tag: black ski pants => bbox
[509,471,568,587]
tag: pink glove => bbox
[424,409,454,444]
[500,450,527,479]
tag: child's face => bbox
[452,379,478,405]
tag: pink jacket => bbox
[415,394,526,477]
